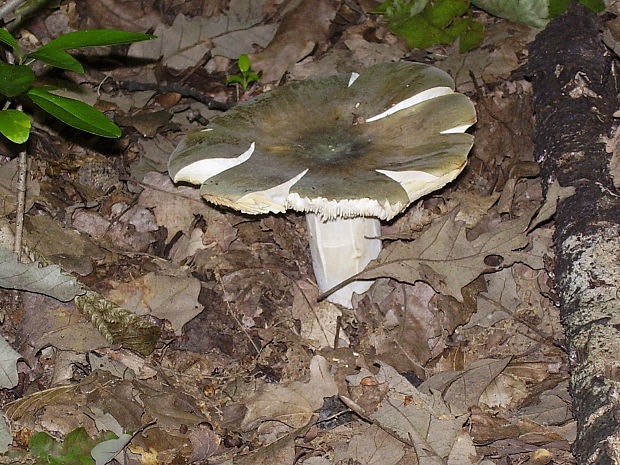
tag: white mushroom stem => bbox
[305,213,381,308]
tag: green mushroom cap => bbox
[168,61,476,221]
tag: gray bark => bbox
[528,3,620,464]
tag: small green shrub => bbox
[0,28,154,144]
[372,0,605,52]
[28,427,117,465]
[371,0,484,52]
[226,54,259,92]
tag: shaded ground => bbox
[1,0,615,464]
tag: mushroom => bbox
[168,62,476,307]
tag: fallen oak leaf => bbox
[321,206,544,302]
[250,0,340,82]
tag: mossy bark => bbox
[528,3,620,464]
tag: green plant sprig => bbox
[371,0,484,53]
[0,28,155,144]
[226,54,259,92]
[28,427,118,465]
[372,0,605,53]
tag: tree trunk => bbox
[528,3,620,464]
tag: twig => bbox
[478,294,566,352]
[116,80,233,111]
[0,0,27,20]
[13,138,26,261]
[3,43,27,261]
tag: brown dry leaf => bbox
[529,180,576,230]
[138,171,230,242]
[251,0,340,82]
[233,424,311,465]
[71,209,157,252]
[115,110,172,138]
[189,424,220,462]
[89,349,157,380]
[5,368,212,464]
[469,406,567,446]
[447,431,481,465]
[0,158,39,217]
[23,215,106,276]
[518,380,572,425]
[343,33,405,68]
[467,93,535,194]
[478,362,557,410]
[241,355,338,431]
[347,425,407,465]
[83,0,161,31]
[291,281,345,348]
[128,1,274,69]
[419,358,511,415]
[350,207,544,302]
[106,271,203,334]
[14,293,109,360]
[345,362,471,465]
[452,191,500,227]
[6,371,145,438]
[469,268,521,329]
[129,14,213,70]
[438,22,538,90]
[355,282,439,373]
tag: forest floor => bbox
[0,0,610,464]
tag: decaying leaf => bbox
[0,336,21,389]
[419,358,512,415]
[105,271,203,334]
[347,425,407,465]
[138,171,232,243]
[233,424,311,465]
[23,215,106,277]
[0,158,39,218]
[128,1,276,69]
[529,180,576,230]
[344,362,471,465]
[339,206,543,302]
[0,245,84,302]
[242,355,338,430]
[251,0,340,82]
[16,293,109,357]
[439,21,538,90]
[91,433,133,465]
[291,281,346,349]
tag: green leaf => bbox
[238,54,251,73]
[472,0,557,27]
[389,14,451,49]
[578,0,605,13]
[28,432,60,459]
[456,18,485,52]
[423,0,469,29]
[27,87,121,138]
[36,29,155,50]
[548,0,570,17]
[227,75,246,86]
[0,29,18,51]
[369,1,392,13]
[0,63,34,97]
[62,428,96,465]
[0,110,31,144]
[28,47,84,73]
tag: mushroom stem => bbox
[305,213,381,308]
